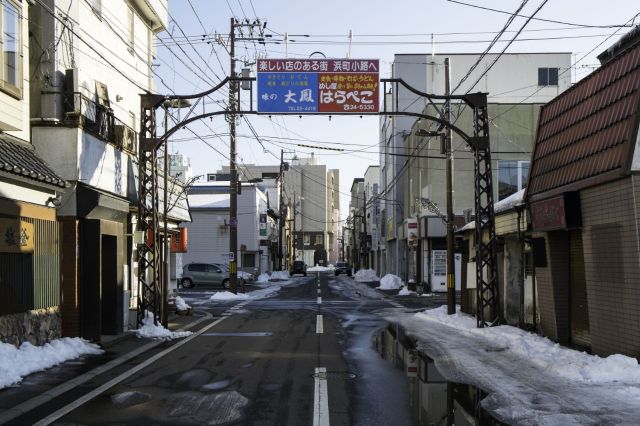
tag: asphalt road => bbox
[2,273,446,425]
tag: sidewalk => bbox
[0,311,209,425]
[388,306,640,425]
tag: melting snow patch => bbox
[136,311,192,340]
[308,265,334,272]
[256,273,270,283]
[270,270,290,280]
[175,296,191,311]
[378,274,403,290]
[414,306,640,384]
[398,287,411,296]
[209,291,250,301]
[111,391,152,408]
[354,269,379,282]
[0,337,103,389]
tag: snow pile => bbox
[398,287,411,296]
[271,270,290,280]
[0,338,103,389]
[307,265,334,272]
[209,291,250,301]
[175,296,191,311]
[378,274,403,290]
[136,312,192,340]
[354,269,379,282]
[414,306,640,384]
[256,273,270,283]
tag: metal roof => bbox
[0,138,66,188]
[527,37,640,201]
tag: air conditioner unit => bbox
[114,124,136,151]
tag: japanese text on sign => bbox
[257,59,379,114]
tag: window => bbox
[189,264,206,272]
[498,160,530,200]
[303,234,310,245]
[538,67,559,86]
[127,6,134,53]
[1,0,21,97]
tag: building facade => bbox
[183,182,276,276]
[0,0,66,346]
[526,27,640,357]
[28,0,179,340]
[379,52,571,287]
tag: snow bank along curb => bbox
[0,338,104,389]
[414,306,640,384]
[136,311,192,340]
[354,269,379,282]
[378,274,403,290]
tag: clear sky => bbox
[157,0,640,218]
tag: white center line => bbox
[313,367,330,426]
[317,296,322,304]
[316,315,324,334]
[317,288,321,295]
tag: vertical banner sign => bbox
[257,59,379,113]
[406,218,418,247]
[259,213,267,236]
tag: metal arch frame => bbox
[137,76,500,328]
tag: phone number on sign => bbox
[342,104,376,111]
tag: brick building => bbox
[526,26,640,356]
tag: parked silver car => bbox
[180,263,236,289]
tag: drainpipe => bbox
[517,205,525,328]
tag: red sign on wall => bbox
[530,196,566,231]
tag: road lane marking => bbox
[317,288,321,295]
[313,367,330,426]
[316,315,324,334]
[317,297,322,304]
[33,301,252,426]
[0,311,216,425]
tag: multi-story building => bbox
[326,169,340,264]
[0,0,66,346]
[283,155,338,266]
[28,0,189,341]
[364,166,380,272]
[379,52,571,287]
[348,178,365,269]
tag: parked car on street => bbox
[181,263,245,289]
[334,261,352,276]
[290,260,307,277]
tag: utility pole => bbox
[228,17,239,294]
[362,189,367,269]
[445,58,455,315]
[278,149,284,270]
[293,192,297,260]
[227,17,265,292]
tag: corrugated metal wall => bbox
[0,217,60,315]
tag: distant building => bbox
[379,52,572,286]
[182,182,276,276]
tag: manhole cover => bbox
[485,346,508,352]
[312,371,357,380]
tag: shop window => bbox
[498,160,529,200]
[1,0,21,98]
[538,67,559,86]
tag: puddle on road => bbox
[375,323,503,426]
